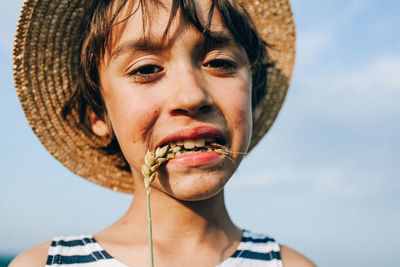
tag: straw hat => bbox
[13,0,295,193]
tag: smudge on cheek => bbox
[141,105,160,135]
[230,98,252,150]
[232,96,252,128]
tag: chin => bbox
[169,184,225,202]
[156,164,234,202]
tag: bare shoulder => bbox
[280,245,316,267]
[9,241,51,267]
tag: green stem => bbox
[146,186,154,267]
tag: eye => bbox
[203,59,237,75]
[128,64,164,82]
[204,59,234,69]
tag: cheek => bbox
[213,74,253,143]
[230,91,253,147]
[108,95,157,135]
[102,85,161,168]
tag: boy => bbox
[11,0,314,266]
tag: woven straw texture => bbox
[13,0,295,193]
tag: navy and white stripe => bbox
[46,235,127,266]
[217,230,282,267]
[46,230,282,266]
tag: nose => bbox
[167,66,213,117]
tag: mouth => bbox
[156,126,227,155]
[151,126,228,166]
[162,137,225,156]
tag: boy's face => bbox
[97,0,252,201]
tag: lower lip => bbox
[168,151,223,166]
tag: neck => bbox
[126,188,239,244]
[96,180,242,266]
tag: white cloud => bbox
[336,54,400,92]
[291,53,400,127]
[311,169,363,197]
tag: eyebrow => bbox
[204,32,234,46]
[110,32,235,61]
[111,38,165,60]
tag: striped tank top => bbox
[46,230,282,266]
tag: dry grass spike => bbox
[141,144,176,190]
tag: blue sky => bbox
[1,1,399,266]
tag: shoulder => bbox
[280,245,316,267]
[9,241,51,267]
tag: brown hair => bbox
[62,0,269,171]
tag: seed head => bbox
[155,145,169,158]
[145,152,155,166]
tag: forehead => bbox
[107,0,229,55]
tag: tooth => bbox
[207,147,212,152]
[171,146,182,152]
[176,140,184,145]
[184,139,196,149]
[175,151,182,156]
[195,138,205,148]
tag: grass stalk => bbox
[146,186,154,267]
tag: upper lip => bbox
[155,126,226,149]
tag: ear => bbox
[89,111,110,137]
